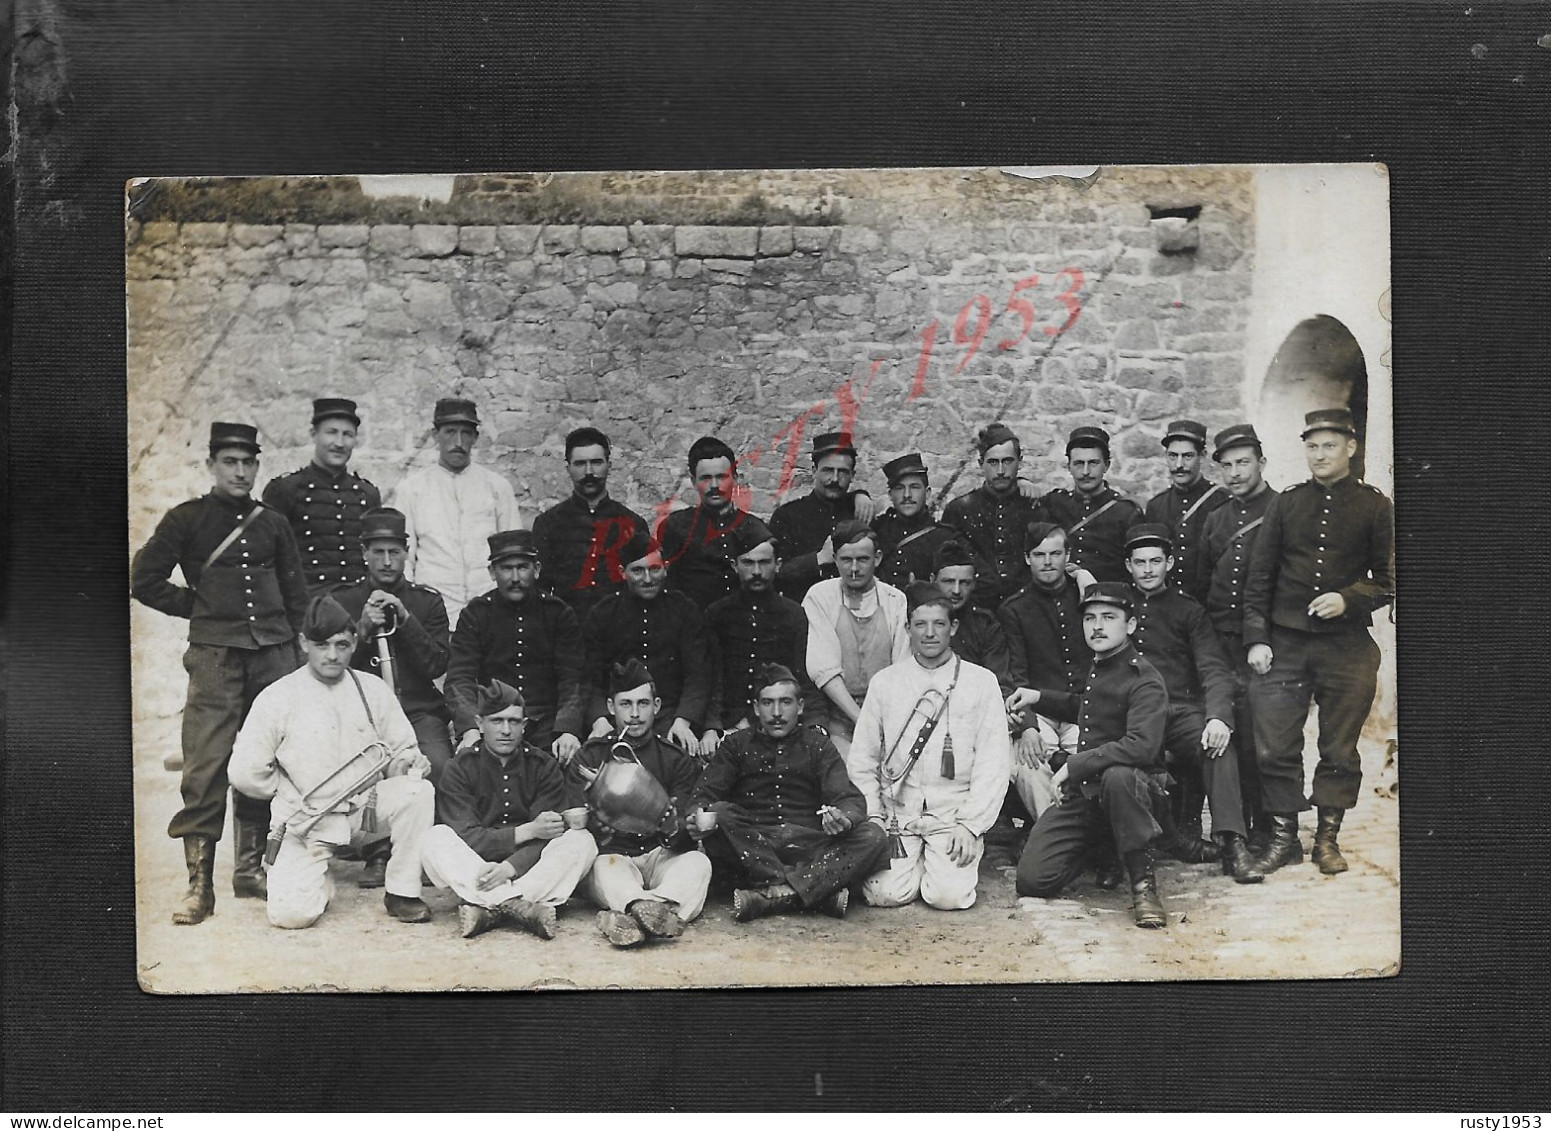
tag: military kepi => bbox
[1301,407,1358,439]
[433,397,480,427]
[301,594,356,641]
[1162,419,1208,447]
[360,507,408,545]
[811,430,857,460]
[208,421,261,455]
[311,397,360,427]
[487,529,540,563]
[1213,423,1262,460]
[1125,523,1173,553]
[1068,425,1111,452]
[882,452,929,485]
[1079,581,1134,613]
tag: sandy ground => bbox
[133,712,1399,993]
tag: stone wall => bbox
[127,166,1256,719]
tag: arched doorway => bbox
[1257,315,1369,480]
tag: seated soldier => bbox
[848,582,1013,911]
[570,659,712,948]
[420,680,600,940]
[230,595,436,929]
[691,663,890,922]
[1008,582,1171,928]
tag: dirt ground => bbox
[133,712,1400,993]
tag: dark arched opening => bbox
[1258,315,1369,480]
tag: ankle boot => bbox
[1122,849,1167,929]
[1247,810,1272,855]
[1216,831,1263,884]
[1154,803,1220,864]
[1091,842,1124,889]
[357,837,391,889]
[1311,806,1349,875]
[171,837,217,925]
[231,817,268,899]
[1245,813,1303,878]
[732,884,801,922]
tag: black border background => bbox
[5,0,1550,1112]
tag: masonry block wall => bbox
[128,166,1256,719]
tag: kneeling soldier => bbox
[230,595,436,929]
[420,679,600,940]
[692,663,890,921]
[1009,582,1171,928]
[570,659,712,947]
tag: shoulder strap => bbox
[201,504,267,573]
[1228,516,1264,544]
[1180,484,1225,525]
[347,670,380,738]
[893,524,938,552]
[1067,497,1120,536]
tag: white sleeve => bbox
[229,683,286,801]
[393,476,420,582]
[844,671,889,821]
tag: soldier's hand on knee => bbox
[666,718,698,752]
[551,733,581,765]
[945,825,977,865]
[1247,644,1274,676]
[1201,719,1231,758]
[1013,727,1045,768]
[475,861,515,891]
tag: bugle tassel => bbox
[940,731,955,780]
[887,814,907,859]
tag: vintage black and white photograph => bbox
[126,163,1398,992]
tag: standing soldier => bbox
[767,431,876,602]
[391,397,522,629]
[942,423,1038,611]
[657,436,773,611]
[1243,408,1395,878]
[1196,423,1278,850]
[873,452,958,590]
[131,422,308,924]
[532,426,648,625]
[262,397,382,594]
[1032,425,1144,583]
[1143,419,1228,604]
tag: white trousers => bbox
[420,825,597,909]
[267,776,434,930]
[582,846,712,921]
[861,830,985,911]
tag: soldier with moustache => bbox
[1243,408,1395,879]
[941,423,1040,612]
[532,426,648,625]
[1123,524,1258,881]
[873,452,959,590]
[445,530,586,769]
[692,663,890,922]
[262,397,383,594]
[1009,583,1171,929]
[1143,419,1229,605]
[131,421,309,924]
[582,529,714,756]
[768,430,878,602]
[1032,425,1144,583]
[1195,423,1278,850]
[657,436,774,612]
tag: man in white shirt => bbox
[391,397,522,628]
[847,581,1012,911]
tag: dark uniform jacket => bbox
[1242,475,1396,646]
[1144,478,1229,604]
[1031,484,1144,584]
[1038,642,1168,798]
[997,581,1087,697]
[658,504,771,611]
[330,574,450,721]
[704,590,822,731]
[950,607,1014,697]
[582,590,712,729]
[261,462,382,592]
[696,725,866,833]
[439,740,583,866]
[768,490,864,601]
[941,485,1039,610]
[1129,585,1235,721]
[446,590,586,741]
[873,509,959,590]
[131,492,308,648]
[532,492,648,624]
[569,731,700,857]
[1196,484,1278,639]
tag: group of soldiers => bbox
[131,393,1394,940]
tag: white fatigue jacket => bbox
[230,666,421,846]
[846,655,1012,838]
[391,461,522,612]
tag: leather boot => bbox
[457,904,501,939]
[627,898,686,939]
[732,884,801,922]
[1247,810,1272,856]
[497,896,557,939]
[1216,832,1263,884]
[597,910,650,947]
[231,818,268,900]
[357,838,391,889]
[1154,803,1220,864]
[1122,849,1167,929]
[817,888,849,919]
[1311,806,1350,875]
[171,837,216,925]
[384,892,432,923]
[1245,813,1303,878]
